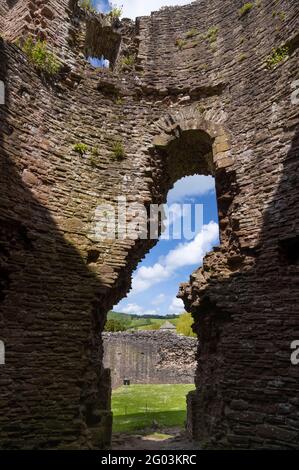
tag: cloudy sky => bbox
[115,175,219,316]
[94,0,192,18]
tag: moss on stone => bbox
[239,3,254,17]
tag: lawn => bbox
[112,384,195,433]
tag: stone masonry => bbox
[103,331,197,388]
[0,0,298,450]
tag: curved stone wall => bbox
[0,0,298,450]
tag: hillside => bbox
[107,311,179,331]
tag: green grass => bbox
[112,384,195,433]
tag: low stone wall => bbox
[103,331,197,389]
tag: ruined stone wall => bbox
[0,0,298,450]
[103,331,196,388]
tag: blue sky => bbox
[114,175,220,316]
[92,1,192,18]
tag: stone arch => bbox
[145,107,238,256]
[106,107,239,318]
[151,107,233,173]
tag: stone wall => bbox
[103,331,197,388]
[0,0,298,450]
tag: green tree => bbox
[176,312,196,337]
[104,319,126,332]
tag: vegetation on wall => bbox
[175,38,187,50]
[204,26,219,44]
[176,25,218,51]
[79,0,96,13]
[121,55,135,68]
[111,140,126,160]
[239,2,254,17]
[109,5,123,19]
[22,37,60,75]
[185,28,199,39]
[73,143,89,156]
[266,45,289,69]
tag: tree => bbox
[176,312,196,337]
[104,319,126,332]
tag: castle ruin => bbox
[0,0,298,450]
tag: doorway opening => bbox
[98,114,234,448]
[104,168,220,448]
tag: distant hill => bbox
[107,311,179,331]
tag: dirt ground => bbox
[112,428,201,450]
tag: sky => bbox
[114,175,220,317]
[93,0,192,19]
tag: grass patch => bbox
[239,2,254,17]
[111,140,126,160]
[73,143,89,156]
[22,37,60,75]
[266,45,289,69]
[185,28,199,39]
[112,384,195,433]
[202,26,219,47]
[121,55,135,68]
[175,38,187,50]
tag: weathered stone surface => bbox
[103,331,197,388]
[0,0,298,451]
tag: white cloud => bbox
[113,0,192,19]
[167,175,215,203]
[169,297,184,314]
[132,262,170,293]
[115,302,159,316]
[131,221,219,294]
[152,293,166,305]
[143,309,159,316]
[121,303,143,314]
